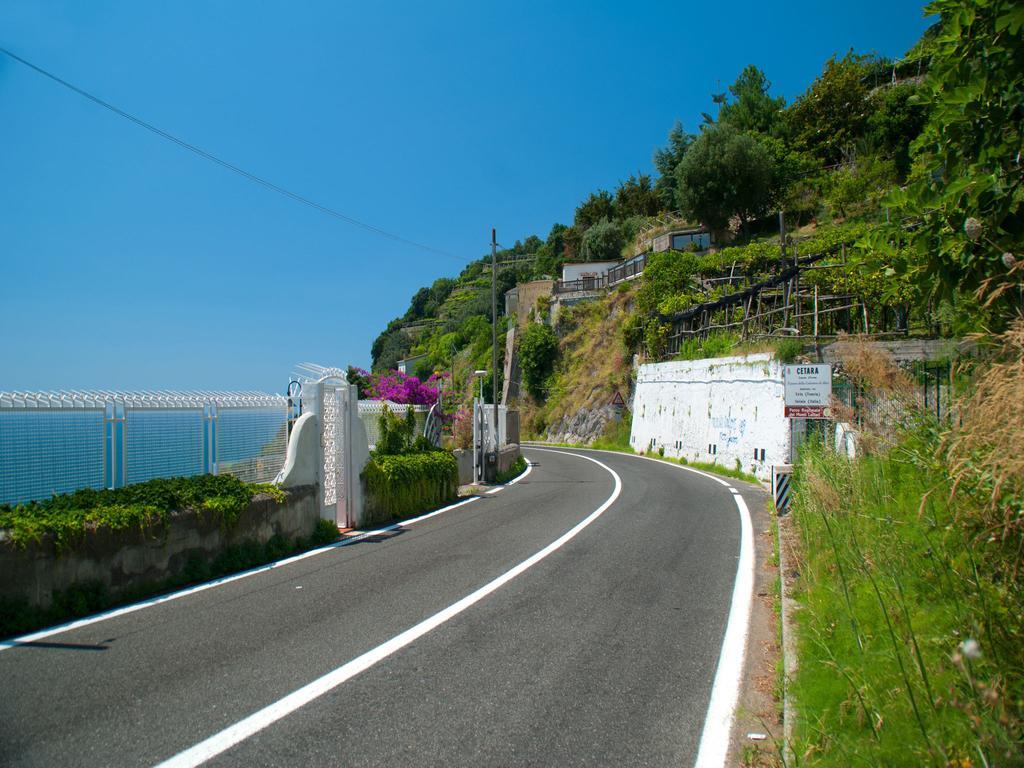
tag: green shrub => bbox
[591,412,633,452]
[362,451,459,525]
[520,321,559,400]
[774,337,804,363]
[0,474,284,550]
[673,332,741,361]
[495,456,528,484]
[375,405,418,456]
[311,518,340,545]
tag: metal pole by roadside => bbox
[491,228,499,452]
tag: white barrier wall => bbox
[630,352,789,480]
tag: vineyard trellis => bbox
[657,243,915,357]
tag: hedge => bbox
[0,474,284,550]
[361,451,459,526]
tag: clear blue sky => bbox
[0,1,933,393]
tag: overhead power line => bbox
[0,46,468,262]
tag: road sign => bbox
[784,364,832,419]
[611,390,626,408]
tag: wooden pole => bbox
[813,285,819,338]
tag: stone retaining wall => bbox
[0,486,319,609]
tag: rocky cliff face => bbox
[545,405,621,445]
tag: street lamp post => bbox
[473,369,487,482]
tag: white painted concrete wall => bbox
[561,261,619,281]
[630,352,789,480]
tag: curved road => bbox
[0,447,763,767]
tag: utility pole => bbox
[491,228,499,456]
[779,211,790,328]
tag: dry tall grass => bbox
[943,320,1024,546]
[830,334,916,452]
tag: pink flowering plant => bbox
[351,368,445,406]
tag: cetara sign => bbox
[784,364,832,418]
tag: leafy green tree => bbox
[574,190,615,231]
[614,173,661,218]
[562,225,583,260]
[870,0,1024,319]
[674,124,775,232]
[519,322,559,400]
[636,251,701,315]
[824,154,896,217]
[372,330,413,373]
[718,65,786,136]
[866,82,929,177]
[580,219,627,262]
[533,223,568,277]
[785,53,876,165]
[653,121,694,209]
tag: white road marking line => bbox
[0,495,482,651]
[484,458,534,495]
[693,488,754,768]
[154,452,619,768]
[527,445,756,768]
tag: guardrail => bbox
[553,276,607,294]
[607,253,647,285]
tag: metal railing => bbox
[0,390,288,506]
[554,276,607,294]
[607,253,647,285]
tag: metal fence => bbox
[554,276,607,294]
[606,253,647,286]
[831,363,954,427]
[553,254,650,296]
[0,391,289,506]
[357,400,431,451]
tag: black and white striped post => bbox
[773,464,793,514]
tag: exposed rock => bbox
[545,405,621,445]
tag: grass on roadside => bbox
[788,435,1023,765]
[495,456,528,485]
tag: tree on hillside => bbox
[372,329,412,373]
[872,0,1023,318]
[580,219,627,262]
[614,173,661,218]
[533,223,568,277]
[717,65,786,136]
[865,82,929,177]
[653,121,695,209]
[785,52,876,165]
[574,190,616,231]
[674,123,775,232]
[519,322,559,400]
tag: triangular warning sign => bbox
[611,391,625,407]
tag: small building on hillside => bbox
[396,353,428,375]
[504,279,555,329]
[560,261,620,284]
[652,226,712,253]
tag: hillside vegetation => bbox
[369,22,944,414]
[366,1,1024,762]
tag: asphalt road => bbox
[0,447,758,767]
